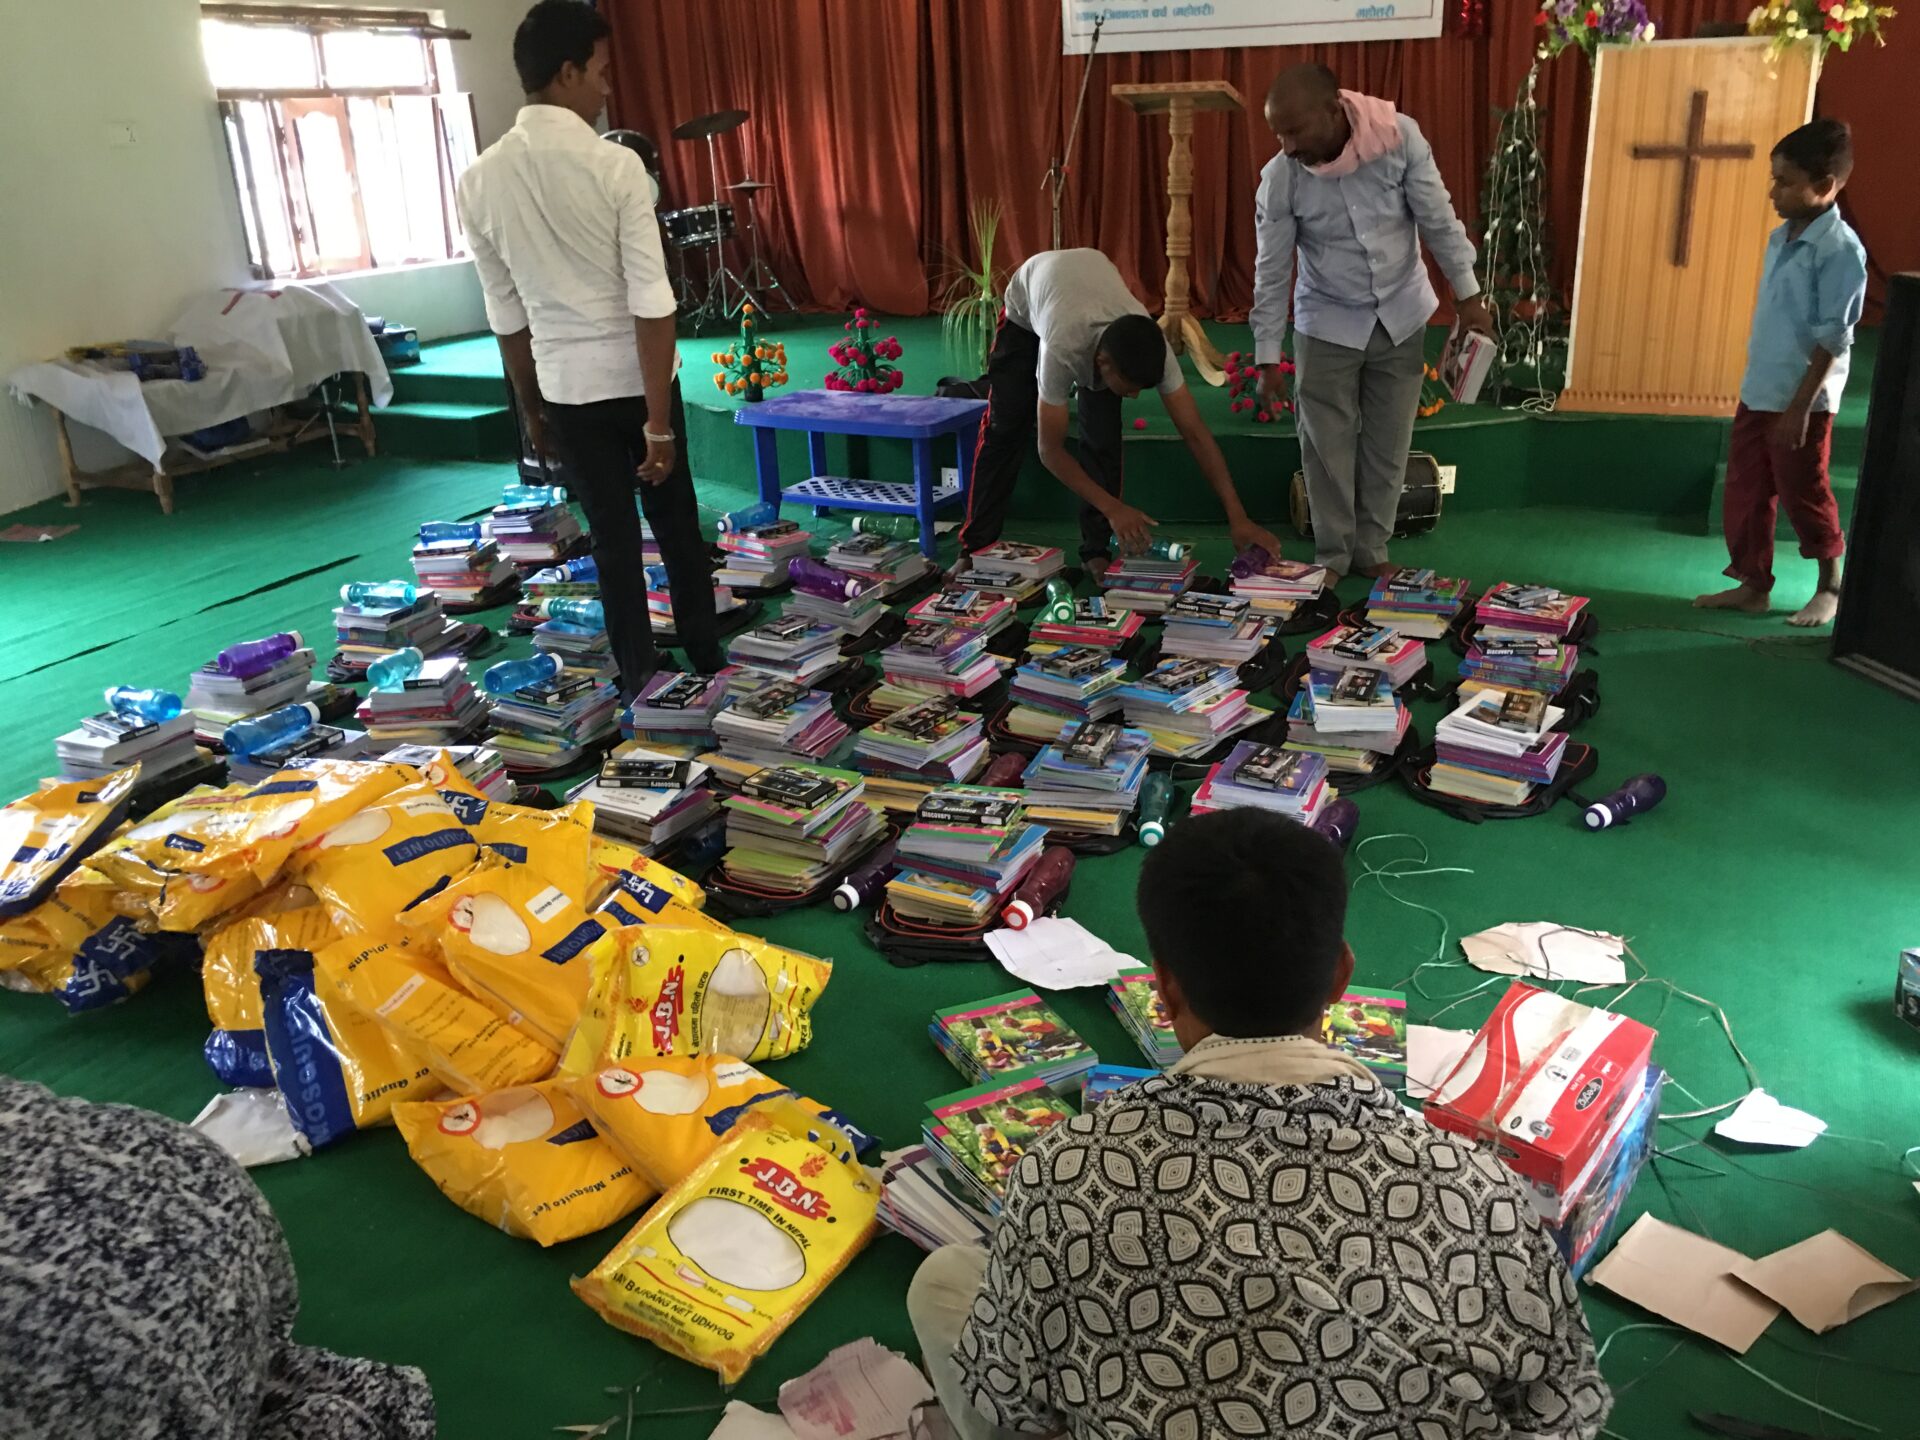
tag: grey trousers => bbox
[1293,321,1427,574]
[907,1245,1030,1440]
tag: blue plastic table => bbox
[732,390,987,558]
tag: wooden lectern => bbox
[1112,80,1244,387]
[1560,38,1818,416]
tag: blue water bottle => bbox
[1584,774,1667,830]
[1146,539,1189,562]
[223,702,319,762]
[643,564,670,590]
[341,580,417,608]
[104,686,182,723]
[717,500,780,534]
[501,484,564,507]
[564,555,600,582]
[418,520,484,544]
[216,631,303,679]
[546,598,606,629]
[482,652,563,696]
[366,647,425,692]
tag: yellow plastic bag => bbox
[590,845,727,935]
[199,884,341,1087]
[316,933,557,1093]
[574,1055,803,1192]
[401,859,617,1052]
[0,766,141,918]
[393,1077,653,1245]
[589,838,707,914]
[0,865,192,1012]
[291,774,481,935]
[83,784,255,930]
[572,1101,878,1383]
[431,758,597,900]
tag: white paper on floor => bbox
[191,1089,311,1166]
[983,917,1138,989]
[777,1338,934,1440]
[1712,1087,1827,1149]
[1405,1025,1476,1101]
[1460,921,1627,985]
[708,1400,799,1440]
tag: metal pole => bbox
[1046,14,1104,251]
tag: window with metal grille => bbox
[202,4,478,279]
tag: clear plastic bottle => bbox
[216,631,303,679]
[366,647,425,692]
[103,686,182,723]
[223,702,319,762]
[501,484,565,507]
[1137,773,1175,846]
[418,520,484,544]
[482,652,563,696]
[717,500,780,533]
[340,580,417,607]
[546,598,606,630]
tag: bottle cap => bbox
[296,702,321,722]
[1583,803,1611,830]
[1003,898,1036,930]
[1138,820,1165,847]
[830,882,858,912]
[287,630,303,647]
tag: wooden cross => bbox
[1631,90,1756,268]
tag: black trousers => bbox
[957,317,1124,562]
[545,380,723,692]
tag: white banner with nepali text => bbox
[1062,0,1444,53]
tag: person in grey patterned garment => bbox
[0,1076,434,1440]
[909,809,1611,1440]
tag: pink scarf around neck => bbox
[1306,90,1403,179]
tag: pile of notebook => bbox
[963,540,1065,602]
[876,1146,996,1252]
[1364,568,1472,639]
[710,677,849,769]
[1002,646,1129,744]
[620,670,730,752]
[645,572,751,645]
[886,786,1047,928]
[783,570,892,639]
[1191,742,1332,828]
[1283,667,1411,774]
[1115,658,1263,759]
[485,671,621,774]
[920,1075,1077,1217]
[823,531,936,599]
[53,708,204,787]
[717,764,884,895]
[184,643,323,744]
[410,532,516,609]
[1230,548,1328,621]
[1459,583,1588,694]
[872,620,1004,712]
[1108,968,1183,1067]
[1430,683,1569,804]
[907,587,1017,645]
[851,695,988,784]
[522,554,598,601]
[1099,550,1198,613]
[931,989,1098,1091]
[568,746,718,854]
[1321,985,1409,1089]
[491,490,583,570]
[1028,595,1144,651]
[726,613,848,686]
[331,593,466,682]
[1019,720,1151,836]
[381,742,511,800]
[226,717,370,784]
[532,613,618,684]
[354,657,490,750]
[1160,592,1273,665]
[1305,622,1428,691]
[716,519,811,592]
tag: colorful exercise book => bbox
[878,621,1004,702]
[620,670,730,746]
[1230,548,1328,618]
[1305,623,1428,690]
[1321,985,1408,1089]
[1116,659,1264,758]
[1458,635,1579,694]
[1160,592,1275,666]
[1107,968,1183,1067]
[725,613,847,685]
[1191,742,1331,827]
[876,1145,996,1253]
[824,532,936,597]
[1432,684,1569,791]
[930,988,1099,1089]
[1029,595,1145,650]
[884,868,1004,928]
[711,675,849,766]
[907,587,1017,637]
[1304,667,1403,735]
[1021,721,1152,821]
[921,1075,1077,1215]
[970,540,1065,583]
[1099,552,1198,613]
[1364,568,1472,639]
[853,695,986,774]
[718,764,883,892]
[896,787,1048,899]
[1283,687,1410,774]
[1476,582,1591,638]
[1080,1065,1161,1107]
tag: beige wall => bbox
[0,0,531,516]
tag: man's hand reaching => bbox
[1229,517,1283,560]
[1106,501,1158,554]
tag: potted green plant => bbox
[938,199,1006,376]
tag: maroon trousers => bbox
[1722,402,1844,591]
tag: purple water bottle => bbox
[831,840,898,912]
[1584,774,1666,830]
[790,556,869,601]
[216,631,303,680]
[1230,546,1273,579]
[1311,797,1360,854]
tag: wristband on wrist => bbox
[644,427,674,443]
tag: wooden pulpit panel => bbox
[1561,39,1818,416]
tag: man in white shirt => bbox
[456,0,721,692]
[958,249,1280,578]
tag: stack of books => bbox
[921,1076,1077,1217]
[710,677,849,769]
[354,657,489,750]
[726,613,848,686]
[1099,551,1198,614]
[851,695,988,784]
[1108,968,1183,1067]
[930,989,1098,1091]
[876,1146,996,1253]
[1477,582,1591,640]
[823,531,936,599]
[970,540,1064,587]
[873,621,1004,711]
[226,718,371,784]
[492,491,583,570]
[784,575,892,640]
[1230,549,1328,621]
[1116,658,1262,759]
[1430,684,1569,805]
[1305,623,1428,690]
[1284,668,1411,775]
[716,519,811,592]
[53,709,203,786]
[717,765,884,894]
[486,672,621,773]
[569,746,718,854]
[410,533,516,609]
[1028,596,1143,651]
[644,572,751,645]
[1364,568,1472,639]
[382,742,510,800]
[331,594,464,681]
[1160,592,1273,665]
[907,587,1017,644]
[1002,647,1129,745]
[1459,582,1589,694]
[887,786,1047,927]
[533,616,618,684]
[620,670,730,752]
[1019,721,1151,836]
[1191,742,1332,827]
[1322,985,1409,1089]
[183,645,322,744]
[523,555,598,602]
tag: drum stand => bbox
[687,130,760,332]
[734,183,792,312]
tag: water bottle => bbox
[980,752,1028,789]
[1230,546,1273,580]
[562,555,600,583]
[104,686,181,723]
[1311,797,1360,854]
[717,500,780,534]
[790,557,868,601]
[418,520,484,544]
[1584,773,1667,831]
[1137,773,1175,846]
[216,631,303,679]
[340,580,417,608]
[366,647,424,692]
[1040,577,1076,624]
[852,514,919,541]
[501,484,564,508]
[1146,539,1189,563]
[223,702,319,762]
[643,565,670,590]
[1003,846,1076,931]
[831,840,898,913]
[482,652,563,696]
[546,598,606,630]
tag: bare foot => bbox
[1358,560,1397,579]
[1693,584,1770,614]
[1788,588,1840,627]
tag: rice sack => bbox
[430,758,596,900]
[393,1077,652,1245]
[572,1102,878,1383]
[588,839,710,923]
[0,766,140,917]
[291,774,481,933]
[199,886,342,1086]
[0,865,195,1012]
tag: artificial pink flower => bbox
[854,307,869,320]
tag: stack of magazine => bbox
[226,718,370,784]
[725,613,847,686]
[1160,591,1273,665]
[887,786,1047,927]
[784,572,892,639]
[1100,550,1198,613]
[532,614,618,684]
[355,657,489,750]
[710,677,849,768]
[920,1075,1077,1217]
[716,519,811,591]
[1191,742,1332,827]
[963,541,1065,603]
[1364,568,1472,640]
[53,708,202,786]
[569,745,718,855]
[1304,623,1428,690]
[1230,548,1328,620]
[877,1145,997,1252]
[645,574,749,644]
[717,765,883,894]
[851,695,988,783]
[410,532,516,609]
[1029,595,1143,650]
[907,586,1017,644]
[486,671,621,773]
[1283,668,1410,774]
[930,988,1099,1090]
[874,620,1004,710]
[491,489,582,570]
[823,531,936,598]
[331,594,464,681]
[1003,646,1129,744]
[1430,684,1568,804]
[1019,720,1151,836]
[184,643,322,744]
[1115,658,1264,759]
[381,742,510,800]
[1107,968,1183,1067]
[620,670,730,751]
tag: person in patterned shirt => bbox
[907,809,1611,1439]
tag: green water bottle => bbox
[1147,539,1189,562]
[852,514,919,541]
[1041,577,1076,624]
[1138,773,1175,846]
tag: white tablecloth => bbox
[6,283,393,465]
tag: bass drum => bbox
[660,203,737,250]
[1291,450,1445,540]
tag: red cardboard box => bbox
[1423,982,1656,1194]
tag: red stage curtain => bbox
[605,1,1914,322]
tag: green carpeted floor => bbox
[2,393,1916,1439]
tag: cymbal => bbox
[729,179,771,193]
[672,108,748,141]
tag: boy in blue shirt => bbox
[1696,119,1868,627]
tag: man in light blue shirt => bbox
[1252,64,1491,581]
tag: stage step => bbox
[359,398,518,460]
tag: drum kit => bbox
[653,107,790,332]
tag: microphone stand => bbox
[1044,14,1104,251]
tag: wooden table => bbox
[732,390,987,559]
[1112,80,1245,388]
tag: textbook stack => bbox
[381,743,511,801]
[1429,684,1569,805]
[1108,968,1183,1067]
[1099,548,1198,614]
[876,1146,996,1253]
[921,1075,1077,1217]
[491,491,583,570]
[1458,583,1589,694]
[906,587,1018,646]
[1115,658,1263,759]
[1364,568,1471,639]
[1283,667,1411,775]
[1305,622,1428,691]
[522,554,599,602]
[1191,742,1332,828]
[354,657,490,750]
[1028,595,1144,652]
[1159,591,1274,665]
[710,677,850,769]
[930,989,1099,1091]
[716,520,811,591]
[725,613,848,687]
[53,710,204,787]
[962,540,1065,603]
[532,615,619,685]
[851,695,989,786]
[1002,646,1129,744]
[330,595,465,682]
[183,644,323,744]
[823,531,937,599]
[1321,986,1409,1089]
[716,764,885,895]
[1019,720,1151,837]
[226,720,371,784]
[872,620,1005,712]
[569,747,718,854]
[619,670,730,753]
[410,533,516,609]
[782,572,892,639]
[485,672,621,774]
[1230,548,1329,621]
[646,575,750,644]
[886,787,1048,928]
